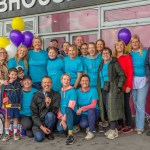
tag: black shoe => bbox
[99,125,105,133]
[46,133,54,140]
[66,135,75,145]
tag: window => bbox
[101,25,150,51]
[4,17,36,36]
[38,8,98,34]
[0,22,2,36]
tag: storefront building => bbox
[0,0,150,113]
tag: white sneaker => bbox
[107,129,118,140]
[85,132,94,140]
[104,129,111,136]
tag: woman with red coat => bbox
[114,40,134,134]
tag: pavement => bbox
[0,130,150,150]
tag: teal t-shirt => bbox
[99,61,110,88]
[77,87,99,115]
[28,50,48,82]
[64,56,83,85]
[20,88,38,116]
[8,57,28,75]
[47,57,64,92]
[131,49,147,76]
[60,88,77,115]
[83,54,102,87]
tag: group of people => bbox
[0,34,150,145]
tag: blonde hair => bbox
[130,34,143,55]
[33,37,42,45]
[69,44,78,56]
[61,73,71,81]
[0,47,8,61]
[15,45,28,69]
[113,40,126,57]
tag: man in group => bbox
[47,39,59,52]
[74,36,84,55]
[31,76,60,142]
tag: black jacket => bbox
[145,48,150,83]
[30,90,60,128]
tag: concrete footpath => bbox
[0,131,150,150]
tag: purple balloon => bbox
[118,28,131,45]
[22,31,34,48]
[10,30,23,47]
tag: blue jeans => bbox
[79,109,100,132]
[34,112,56,142]
[57,107,80,133]
[132,83,149,130]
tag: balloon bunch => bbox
[118,28,131,54]
[0,17,34,59]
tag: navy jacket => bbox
[0,80,22,107]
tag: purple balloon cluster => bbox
[10,30,34,47]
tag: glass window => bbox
[39,8,98,34]
[104,5,150,22]
[101,25,150,50]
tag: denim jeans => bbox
[57,107,80,133]
[132,83,149,130]
[34,112,56,142]
[79,108,100,132]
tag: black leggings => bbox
[20,116,33,138]
[118,92,132,127]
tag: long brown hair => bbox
[15,45,28,69]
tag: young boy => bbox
[0,68,22,141]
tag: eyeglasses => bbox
[0,52,6,55]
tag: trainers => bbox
[46,133,54,140]
[146,130,150,136]
[99,125,105,133]
[107,129,118,140]
[2,134,10,142]
[73,126,80,134]
[104,129,111,136]
[134,129,144,135]
[13,133,20,141]
[66,135,75,145]
[122,127,133,134]
[85,132,94,140]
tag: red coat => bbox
[117,55,134,91]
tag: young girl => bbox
[130,35,148,134]
[8,45,28,75]
[114,40,134,134]
[64,45,83,89]
[47,47,64,92]
[0,68,22,141]
[76,75,100,140]
[57,74,80,145]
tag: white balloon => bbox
[5,43,17,59]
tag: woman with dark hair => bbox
[97,47,125,140]
[76,74,100,140]
[96,39,105,54]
